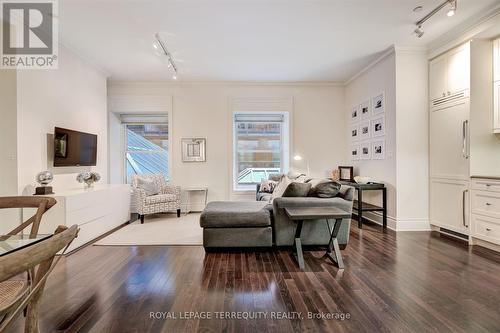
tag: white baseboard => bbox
[360,212,430,231]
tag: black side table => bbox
[340,181,387,230]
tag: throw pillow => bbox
[309,180,341,198]
[260,180,277,193]
[287,170,306,180]
[136,177,159,196]
[268,173,284,182]
[283,182,312,197]
[271,175,291,200]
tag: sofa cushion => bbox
[310,181,341,198]
[200,201,271,228]
[257,192,272,202]
[283,182,312,197]
[271,175,291,200]
[145,194,177,205]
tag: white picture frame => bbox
[350,124,359,142]
[181,138,206,162]
[372,139,385,160]
[358,120,370,141]
[351,105,359,122]
[359,100,371,119]
[350,144,360,160]
[360,141,371,160]
[371,115,385,138]
[372,93,385,115]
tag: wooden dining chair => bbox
[0,196,57,239]
[0,224,79,333]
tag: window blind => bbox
[234,113,284,123]
[120,114,168,124]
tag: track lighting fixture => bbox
[154,33,179,80]
[414,0,457,38]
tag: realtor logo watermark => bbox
[1,0,58,69]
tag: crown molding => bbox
[107,80,345,87]
[343,46,395,86]
[427,2,500,59]
[58,40,111,78]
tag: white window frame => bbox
[121,114,170,184]
[232,111,290,191]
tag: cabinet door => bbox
[429,55,447,101]
[495,81,500,133]
[430,178,469,234]
[447,44,470,95]
[430,99,470,178]
[494,39,500,82]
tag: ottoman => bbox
[200,201,272,248]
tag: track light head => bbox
[447,0,456,17]
[414,26,424,38]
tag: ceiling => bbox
[59,0,500,82]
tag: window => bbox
[233,112,289,190]
[122,115,169,183]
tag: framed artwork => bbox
[359,100,371,119]
[372,93,385,115]
[372,139,385,160]
[358,120,370,141]
[371,115,385,137]
[360,141,371,160]
[338,166,354,182]
[350,124,359,142]
[350,144,360,161]
[351,106,359,122]
[181,138,206,162]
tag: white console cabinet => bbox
[33,184,131,253]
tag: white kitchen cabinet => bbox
[430,178,470,234]
[430,98,470,178]
[429,42,470,102]
[471,177,500,246]
[494,38,500,82]
[494,81,500,133]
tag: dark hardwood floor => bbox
[8,220,500,333]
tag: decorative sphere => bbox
[36,171,53,186]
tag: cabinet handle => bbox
[462,120,469,159]
[486,228,492,231]
[486,184,491,187]
[463,189,468,228]
[486,203,492,206]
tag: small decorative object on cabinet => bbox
[76,172,101,188]
[182,138,206,162]
[338,166,354,182]
[35,170,54,195]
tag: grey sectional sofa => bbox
[200,179,354,250]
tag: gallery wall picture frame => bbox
[181,138,206,162]
[358,120,371,141]
[338,166,354,182]
[371,115,385,138]
[372,92,385,115]
[360,141,371,160]
[350,144,360,161]
[350,124,359,142]
[372,139,385,160]
[351,106,359,122]
[359,100,371,119]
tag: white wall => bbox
[395,49,429,230]
[108,82,346,202]
[0,69,20,233]
[345,48,429,230]
[16,45,108,195]
[345,53,398,223]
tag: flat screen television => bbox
[53,127,97,167]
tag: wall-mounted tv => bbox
[54,127,97,167]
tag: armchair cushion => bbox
[145,194,177,205]
[135,177,159,196]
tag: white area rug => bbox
[94,213,203,246]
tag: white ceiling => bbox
[59,0,500,82]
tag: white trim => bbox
[428,3,500,60]
[396,218,431,231]
[344,46,395,86]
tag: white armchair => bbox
[131,174,181,224]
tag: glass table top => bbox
[0,234,52,257]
